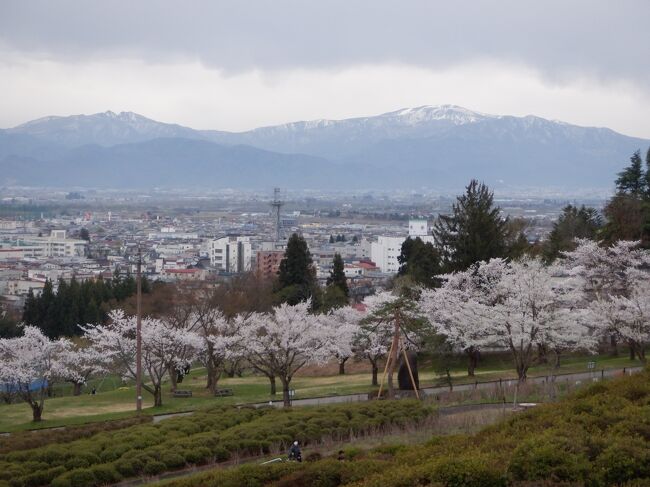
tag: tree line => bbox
[22,272,150,338]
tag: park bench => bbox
[173,390,193,398]
[214,388,233,397]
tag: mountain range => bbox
[1,105,647,190]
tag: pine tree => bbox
[276,233,319,306]
[543,205,602,262]
[603,147,650,247]
[397,237,441,288]
[433,180,508,272]
[616,150,645,196]
[37,280,58,338]
[645,148,650,200]
[326,253,349,299]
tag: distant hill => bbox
[1,106,648,190]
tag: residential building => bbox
[256,250,284,279]
[209,236,252,273]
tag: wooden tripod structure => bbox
[377,318,420,400]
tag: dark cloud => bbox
[0,0,648,87]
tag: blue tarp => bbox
[1,378,48,393]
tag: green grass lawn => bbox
[0,352,640,432]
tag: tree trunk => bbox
[386,322,400,398]
[280,377,291,407]
[466,346,479,376]
[629,341,637,361]
[269,374,277,396]
[636,346,646,364]
[516,362,528,382]
[206,362,219,394]
[610,334,619,356]
[154,386,163,407]
[73,382,83,396]
[537,344,548,364]
[553,350,561,369]
[338,357,348,375]
[31,403,43,422]
[168,366,178,393]
[370,360,378,386]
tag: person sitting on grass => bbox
[288,441,302,462]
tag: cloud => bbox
[0,0,648,86]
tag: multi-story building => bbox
[255,250,284,279]
[364,220,434,274]
[209,236,252,273]
[7,230,88,258]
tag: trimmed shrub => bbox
[143,460,167,476]
[89,464,122,484]
[161,452,186,469]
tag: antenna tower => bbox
[270,188,284,243]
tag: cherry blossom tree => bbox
[353,312,392,387]
[239,301,335,407]
[193,308,245,394]
[589,277,650,363]
[423,257,592,381]
[564,239,650,359]
[322,306,363,375]
[0,326,74,421]
[421,259,510,376]
[82,310,203,407]
[60,342,108,396]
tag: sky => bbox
[0,0,649,138]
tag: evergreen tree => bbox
[543,205,602,262]
[37,280,58,338]
[645,148,650,200]
[276,233,319,307]
[397,237,441,288]
[329,235,335,244]
[79,228,90,241]
[603,147,650,248]
[433,180,508,272]
[616,150,646,196]
[326,253,349,299]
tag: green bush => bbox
[161,452,186,469]
[429,455,506,487]
[143,460,167,476]
[89,463,122,484]
[51,468,95,487]
[509,435,591,482]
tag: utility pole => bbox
[136,245,143,412]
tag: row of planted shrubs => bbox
[158,370,650,487]
[0,400,433,487]
[0,416,152,454]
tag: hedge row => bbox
[157,370,650,487]
[0,400,433,487]
[0,415,152,454]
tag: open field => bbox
[0,352,640,432]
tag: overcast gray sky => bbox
[1,0,648,137]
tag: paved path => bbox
[253,365,643,410]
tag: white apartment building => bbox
[209,236,252,273]
[364,219,434,274]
